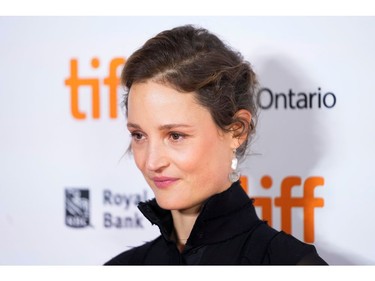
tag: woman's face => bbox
[127,80,236,212]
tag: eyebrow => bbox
[127,123,141,129]
[127,122,193,130]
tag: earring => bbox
[229,149,240,183]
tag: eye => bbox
[169,132,186,142]
[130,132,146,142]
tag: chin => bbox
[155,197,183,210]
[154,195,198,211]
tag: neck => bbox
[171,204,201,252]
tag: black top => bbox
[105,181,327,265]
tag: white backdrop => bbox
[1,16,374,265]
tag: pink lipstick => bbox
[152,177,179,189]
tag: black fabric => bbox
[105,181,328,265]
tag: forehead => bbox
[127,81,213,125]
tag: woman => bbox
[105,25,327,265]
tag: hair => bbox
[121,24,258,159]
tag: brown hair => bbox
[121,25,258,159]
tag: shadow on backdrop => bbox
[243,55,351,264]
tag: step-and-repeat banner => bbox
[1,17,374,265]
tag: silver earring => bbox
[229,149,240,183]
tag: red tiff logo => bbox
[241,175,324,243]
[64,57,126,119]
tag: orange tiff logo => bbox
[241,175,324,243]
[65,57,126,119]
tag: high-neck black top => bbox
[105,181,327,265]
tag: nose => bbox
[145,141,169,172]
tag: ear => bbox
[230,109,252,149]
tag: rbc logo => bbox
[241,175,324,243]
[65,188,91,228]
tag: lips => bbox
[152,177,179,189]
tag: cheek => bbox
[132,148,146,171]
[174,138,228,176]
[173,149,204,173]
